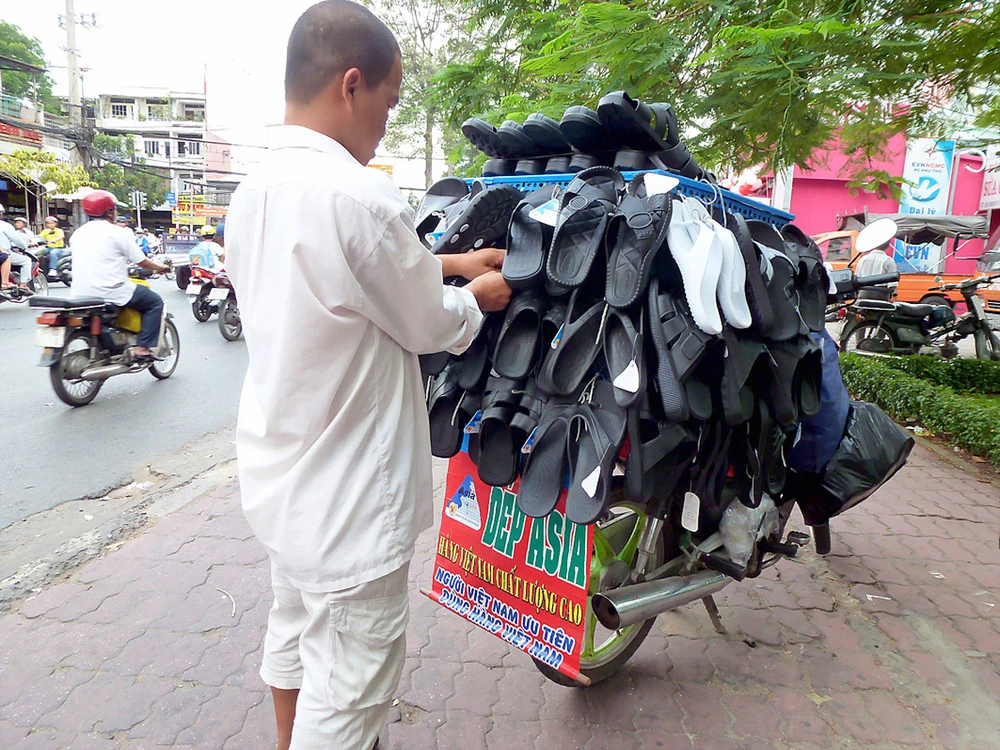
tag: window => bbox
[186,140,201,156]
[110,103,129,118]
[821,236,853,263]
[182,105,204,122]
[144,140,160,156]
[177,141,186,157]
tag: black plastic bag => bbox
[794,401,914,526]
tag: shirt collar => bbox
[270,125,360,165]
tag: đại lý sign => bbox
[894,138,954,273]
[423,449,593,685]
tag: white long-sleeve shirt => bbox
[225,125,482,592]
[0,219,28,252]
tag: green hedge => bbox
[855,355,1000,394]
[840,354,1000,467]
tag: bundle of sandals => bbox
[418,140,833,540]
[462,91,714,182]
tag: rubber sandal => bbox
[509,377,548,445]
[712,218,752,329]
[648,277,715,422]
[767,335,823,425]
[477,376,527,487]
[537,291,607,396]
[513,158,545,176]
[547,166,624,288]
[462,118,514,159]
[666,196,723,335]
[415,177,470,242]
[597,92,680,152]
[483,159,516,177]
[650,142,700,179]
[566,380,628,524]
[540,302,567,352]
[754,240,806,342]
[724,212,774,336]
[456,315,500,392]
[503,187,558,290]
[720,327,768,426]
[613,149,655,171]
[492,289,547,379]
[781,224,829,333]
[430,184,523,255]
[624,392,696,504]
[427,365,466,458]
[544,156,571,174]
[605,173,673,308]
[560,106,618,154]
[524,113,573,154]
[517,399,576,518]
[498,120,546,158]
[566,152,599,173]
[419,351,451,379]
[603,306,644,407]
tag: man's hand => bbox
[465,270,513,312]
[439,248,506,281]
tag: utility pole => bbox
[61,0,98,169]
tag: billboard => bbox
[895,138,954,273]
[981,145,1000,212]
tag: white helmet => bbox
[0,204,5,214]
[857,217,898,253]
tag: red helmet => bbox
[82,190,117,218]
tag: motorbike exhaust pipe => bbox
[592,570,731,630]
[80,364,130,380]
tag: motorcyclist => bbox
[71,190,171,362]
[190,225,224,269]
[39,216,67,273]
[212,222,226,262]
[855,218,899,282]
[0,204,31,295]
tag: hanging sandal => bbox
[492,289,548,380]
[724,212,774,336]
[430,184,523,256]
[605,173,673,308]
[414,177,470,243]
[477,376,527,487]
[565,380,628,525]
[624,390,696,504]
[597,92,680,152]
[666,196,723,335]
[524,113,573,154]
[503,187,558,289]
[604,306,645,408]
[427,364,468,458]
[516,399,577,518]
[462,118,515,159]
[537,291,608,397]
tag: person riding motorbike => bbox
[39,216,66,272]
[855,218,899,282]
[0,204,31,295]
[70,190,171,362]
[190,225,224,269]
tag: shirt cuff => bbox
[443,285,484,356]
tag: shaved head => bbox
[285,0,401,104]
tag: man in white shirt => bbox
[0,204,31,295]
[855,217,899,283]
[225,3,511,748]
[71,190,171,360]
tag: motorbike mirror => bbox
[934,276,943,283]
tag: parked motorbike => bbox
[28,278,180,406]
[186,265,228,322]
[0,248,49,304]
[212,269,242,341]
[840,272,1000,360]
[532,270,903,687]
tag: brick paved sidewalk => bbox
[1,443,998,749]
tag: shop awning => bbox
[839,211,989,244]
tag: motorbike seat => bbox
[29,296,106,309]
[853,299,895,312]
[893,302,935,319]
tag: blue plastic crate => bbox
[468,169,794,227]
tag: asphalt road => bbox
[0,277,248,530]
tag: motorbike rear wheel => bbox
[30,272,49,297]
[974,326,1000,361]
[841,322,896,355]
[532,499,663,687]
[150,319,180,379]
[218,297,242,341]
[50,330,102,407]
[191,288,213,322]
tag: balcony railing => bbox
[1,94,22,118]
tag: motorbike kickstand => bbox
[702,595,726,635]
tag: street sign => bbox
[165,192,177,207]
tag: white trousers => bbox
[261,561,410,750]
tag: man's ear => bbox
[342,68,363,106]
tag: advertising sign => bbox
[895,138,954,273]
[425,450,593,684]
[980,145,1000,212]
[165,192,177,207]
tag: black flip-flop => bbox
[547,166,624,289]
[545,156,572,174]
[514,158,546,176]
[767,335,824,425]
[483,159,516,177]
[560,106,618,155]
[756,242,807,342]
[725,212,774,336]
[419,351,451,379]
[492,289,547,380]
[566,380,627,525]
[456,315,500,392]
[614,150,655,171]
[427,365,467,458]
[597,92,680,152]
[537,292,607,397]
[415,177,470,242]
[503,187,558,289]
[517,399,576,518]
[605,173,673,308]
[624,392,696,504]
[720,327,769,426]
[462,118,514,159]
[524,113,573,154]
[604,307,644,408]
[477,376,527,487]
[498,120,547,158]
[650,142,700,180]
[430,185,522,255]
[567,153,600,173]
[647,277,715,422]
[781,224,829,333]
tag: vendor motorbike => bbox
[28,276,180,406]
[186,265,227,322]
[840,272,1000,360]
[534,270,901,688]
[212,269,242,341]
[0,249,49,304]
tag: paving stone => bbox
[485,715,542,749]
[127,684,222,744]
[444,662,501,717]
[182,633,261,687]
[142,630,220,678]
[170,536,267,567]
[462,622,511,667]
[584,725,640,749]
[174,686,261,746]
[745,649,806,689]
[222,692,274,749]
[406,659,461,713]
[676,682,730,736]
[0,660,55,708]
[663,638,714,683]
[17,728,79,749]
[635,728,693,749]
[533,719,591,749]
[93,676,174,733]
[766,686,833,745]
[436,712,491,750]
[861,691,929,746]
[20,583,95,620]
[493,665,546,722]
[384,711,439,749]
[820,692,882,744]
[67,733,119,749]
[5,669,95,729]
[721,694,781,739]
[628,678,682,731]
[704,639,754,685]
[582,674,639,733]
